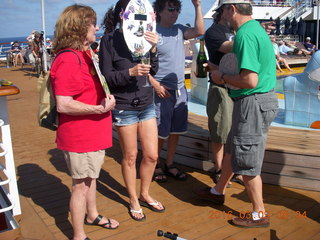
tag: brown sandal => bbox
[165,164,187,181]
[153,164,167,183]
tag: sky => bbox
[0,0,216,39]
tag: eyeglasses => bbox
[167,7,179,13]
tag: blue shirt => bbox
[154,24,187,90]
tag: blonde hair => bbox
[53,4,96,53]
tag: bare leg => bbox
[211,141,224,171]
[153,137,168,182]
[242,175,265,214]
[165,134,179,166]
[214,153,234,194]
[116,124,144,219]
[157,138,165,164]
[276,60,284,73]
[279,57,293,71]
[70,178,91,240]
[85,178,119,228]
[138,118,164,210]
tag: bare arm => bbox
[56,94,115,116]
[149,75,171,98]
[218,40,234,54]
[184,0,204,40]
[210,69,258,89]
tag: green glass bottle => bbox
[196,38,208,78]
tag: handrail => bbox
[0,143,7,157]
[278,1,301,19]
[0,162,10,186]
[0,179,15,214]
[0,118,15,214]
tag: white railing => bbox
[0,117,20,231]
[290,0,313,19]
[0,95,21,224]
[252,0,301,7]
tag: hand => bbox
[101,94,116,112]
[129,64,151,76]
[144,31,159,47]
[154,82,171,98]
[204,61,218,72]
[210,70,224,85]
[192,0,202,7]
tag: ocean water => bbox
[0,34,104,58]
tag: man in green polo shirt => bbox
[195,0,278,228]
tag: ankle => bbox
[210,187,223,195]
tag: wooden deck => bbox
[0,64,319,239]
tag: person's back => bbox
[232,20,276,98]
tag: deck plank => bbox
[1,64,320,239]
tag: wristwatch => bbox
[221,73,226,84]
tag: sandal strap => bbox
[166,164,180,170]
[92,214,103,225]
[166,164,186,179]
[147,201,159,206]
[130,208,143,214]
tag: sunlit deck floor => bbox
[1,64,319,240]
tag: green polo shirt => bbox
[230,20,276,98]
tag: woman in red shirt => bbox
[51,4,118,240]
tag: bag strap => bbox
[54,49,81,66]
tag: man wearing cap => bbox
[304,37,317,53]
[204,2,236,187]
[195,0,278,228]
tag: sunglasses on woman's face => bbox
[167,7,179,12]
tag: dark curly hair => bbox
[101,0,130,34]
[153,0,182,23]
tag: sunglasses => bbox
[167,7,179,13]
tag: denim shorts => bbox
[112,104,156,126]
[226,91,278,176]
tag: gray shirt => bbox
[154,24,187,90]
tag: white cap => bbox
[306,37,311,40]
[213,0,251,11]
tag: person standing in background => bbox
[51,5,119,240]
[99,0,164,222]
[204,9,235,186]
[195,0,278,228]
[152,0,204,183]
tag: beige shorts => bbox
[63,150,105,179]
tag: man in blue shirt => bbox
[152,0,204,182]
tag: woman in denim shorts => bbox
[99,0,165,222]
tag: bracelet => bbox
[221,73,226,84]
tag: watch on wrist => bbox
[221,73,226,84]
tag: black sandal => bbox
[165,164,187,181]
[153,164,167,183]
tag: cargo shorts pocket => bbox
[259,100,278,129]
[233,136,262,169]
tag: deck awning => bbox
[204,2,218,19]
